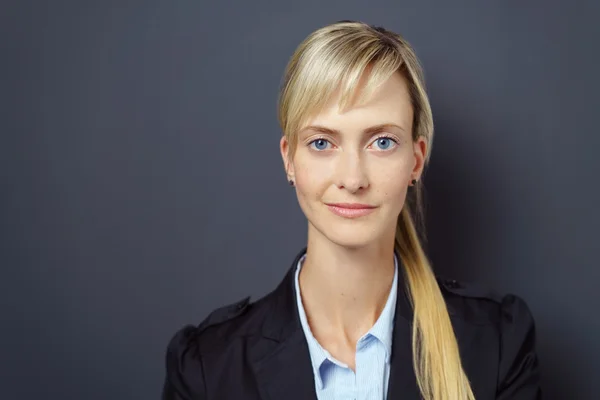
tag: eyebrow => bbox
[300,123,406,136]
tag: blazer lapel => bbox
[387,262,422,400]
[386,317,421,399]
[254,330,317,400]
[252,248,317,400]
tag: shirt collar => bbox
[293,252,399,389]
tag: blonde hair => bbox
[278,21,475,400]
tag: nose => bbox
[334,150,369,193]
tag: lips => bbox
[325,203,377,218]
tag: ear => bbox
[279,136,295,179]
[412,136,428,180]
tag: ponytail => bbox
[395,199,476,400]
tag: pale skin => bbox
[280,70,427,371]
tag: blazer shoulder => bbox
[162,296,253,399]
[437,276,541,395]
[436,276,517,325]
[436,276,504,303]
[197,295,253,332]
[165,295,254,365]
[176,292,278,348]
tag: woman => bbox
[162,20,541,400]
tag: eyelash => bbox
[308,135,400,151]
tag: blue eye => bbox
[374,137,396,150]
[310,138,330,151]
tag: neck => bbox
[298,230,396,342]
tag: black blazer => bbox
[162,249,541,399]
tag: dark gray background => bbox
[2,1,599,399]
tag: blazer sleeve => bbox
[496,294,542,399]
[162,325,207,400]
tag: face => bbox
[280,71,427,249]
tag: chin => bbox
[315,223,384,249]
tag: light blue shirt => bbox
[294,253,398,400]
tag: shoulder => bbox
[437,276,542,395]
[437,277,542,396]
[161,295,267,399]
[436,276,536,329]
[166,294,266,356]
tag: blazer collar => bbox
[252,247,421,400]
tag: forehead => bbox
[302,71,413,132]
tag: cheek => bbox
[293,154,332,196]
[374,159,412,203]
[379,181,408,209]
